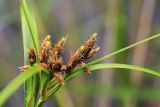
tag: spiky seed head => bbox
[40,35,52,63]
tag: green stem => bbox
[36,99,44,107]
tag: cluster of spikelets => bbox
[19,33,99,84]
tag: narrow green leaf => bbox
[88,33,160,65]
[0,65,44,107]
[0,63,159,107]
[21,0,39,52]
[44,63,160,103]
[66,63,160,81]
[20,0,40,106]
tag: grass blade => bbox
[0,65,44,107]
[21,0,39,51]
[66,63,160,81]
[20,0,39,106]
[44,63,160,103]
[0,63,159,107]
[88,33,160,65]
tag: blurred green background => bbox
[1,0,160,107]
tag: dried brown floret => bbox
[40,35,52,63]
[79,61,91,74]
[81,33,97,57]
[51,37,66,57]
[47,37,66,74]
[53,72,65,85]
[86,47,100,59]
[28,48,37,65]
[18,65,30,72]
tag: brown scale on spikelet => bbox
[18,65,30,72]
[18,48,37,71]
[86,47,100,59]
[82,33,97,56]
[18,33,99,85]
[79,61,91,74]
[53,72,65,85]
[40,35,52,64]
[28,48,37,65]
[47,37,66,71]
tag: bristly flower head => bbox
[18,33,99,84]
[40,35,52,64]
[62,33,99,73]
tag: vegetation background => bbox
[1,0,160,107]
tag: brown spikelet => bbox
[47,37,66,73]
[40,35,52,63]
[86,47,100,59]
[28,48,37,65]
[62,33,99,73]
[82,33,97,55]
[52,37,66,57]
[67,47,82,68]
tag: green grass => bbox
[0,0,160,107]
[1,62,160,106]
[0,65,44,106]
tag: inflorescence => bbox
[19,33,99,84]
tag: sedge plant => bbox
[1,0,160,107]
